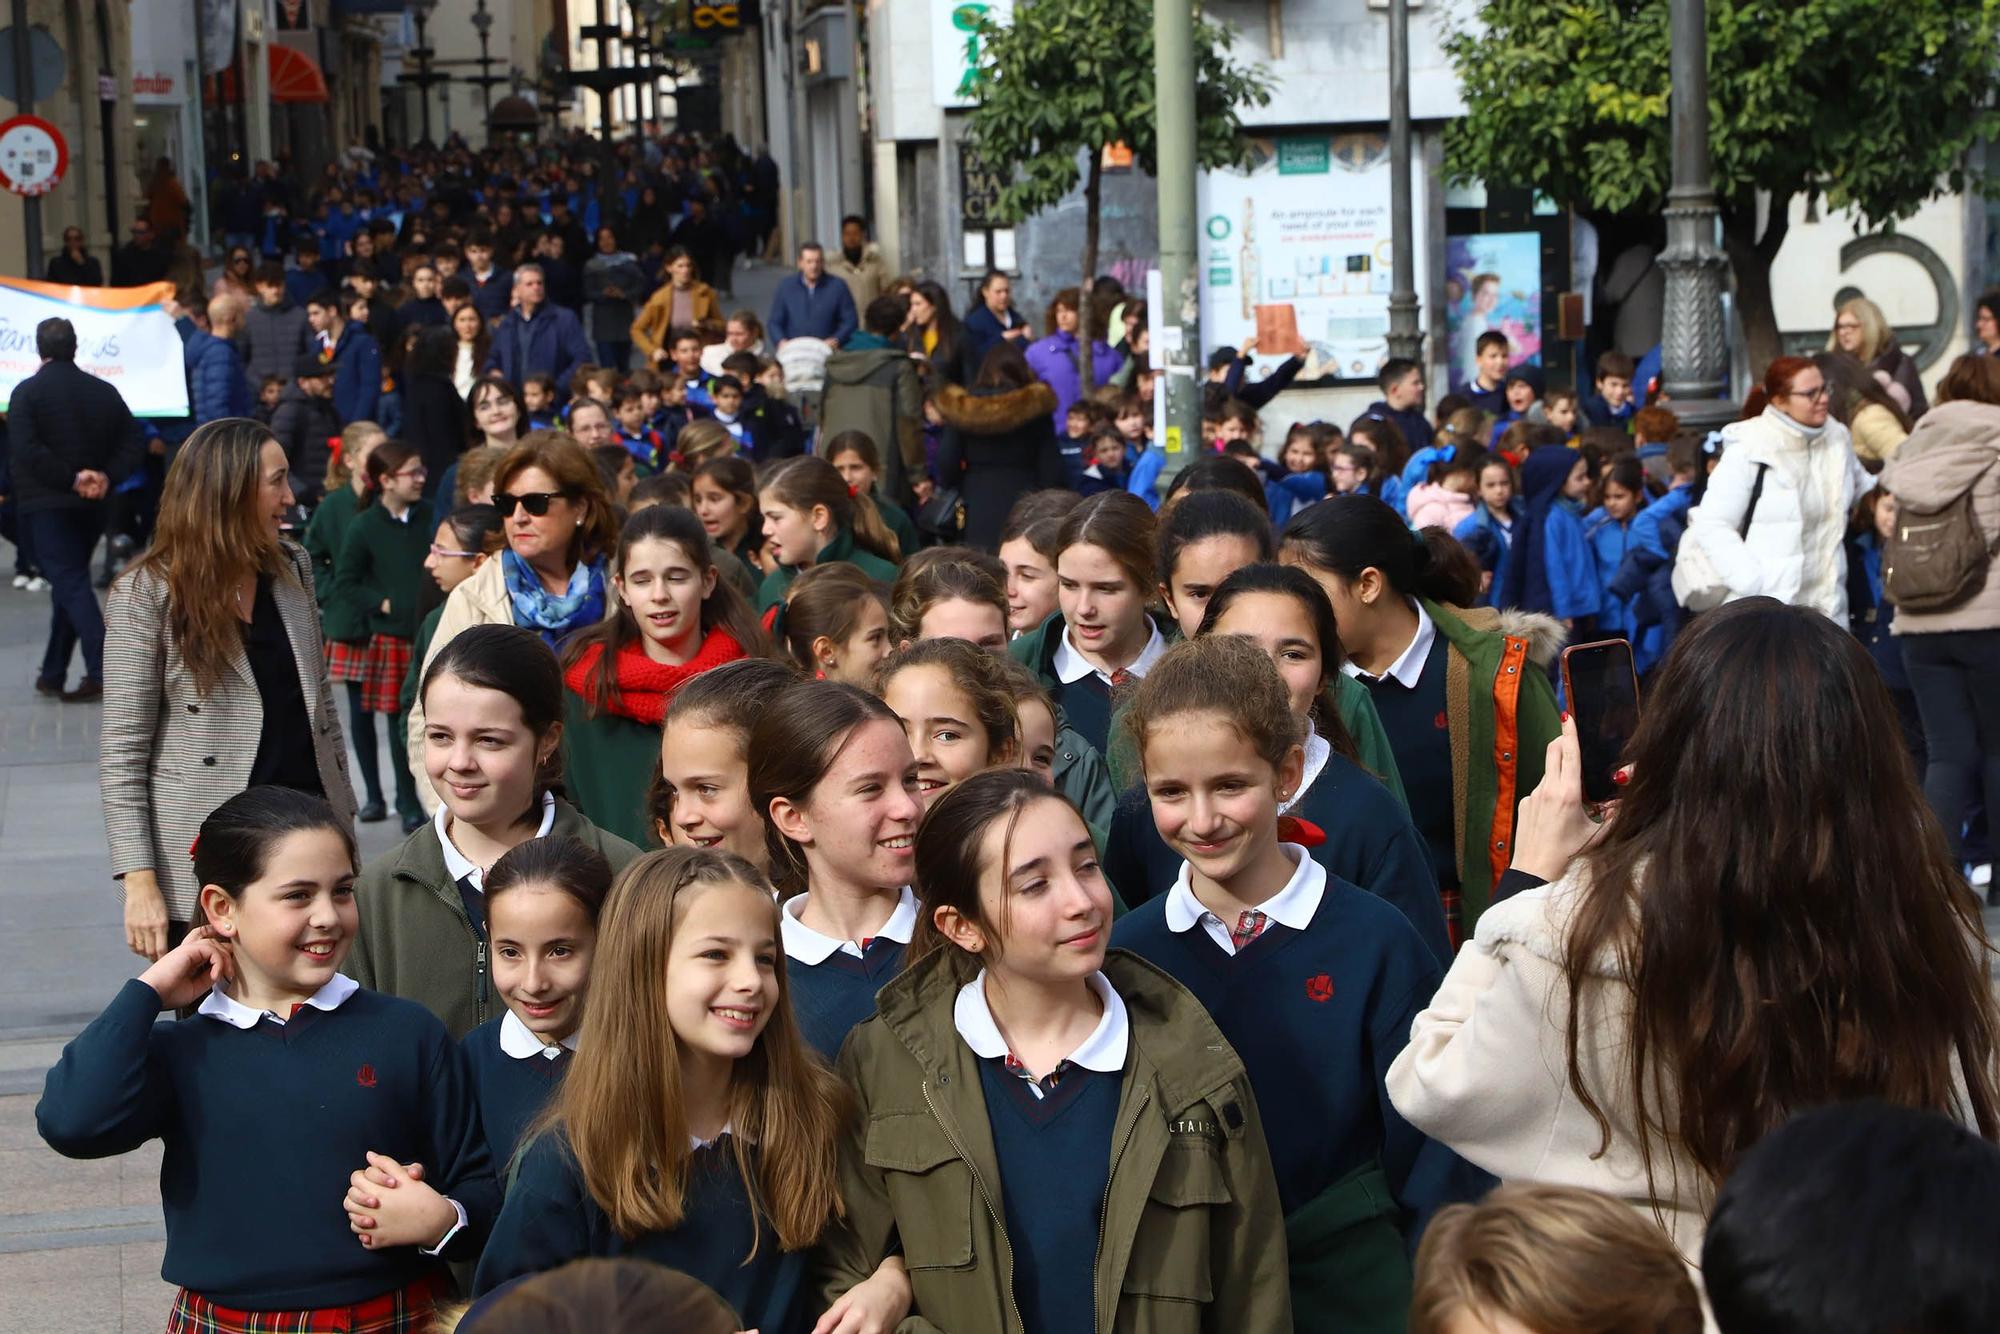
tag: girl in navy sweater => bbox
[473,847,913,1331]
[1109,637,1487,1333]
[653,657,799,868]
[39,786,498,1330]
[461,836,613,1178]
[876,636,1022,806]
[749,680,926,1060]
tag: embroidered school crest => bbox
[356,1064,378,1088]
[1304,973,1334,1004]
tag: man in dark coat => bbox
[45,227,104,286]
[484,264,592,395]
[269,353,342,505]
[7,318,146,698]
[109,218,171,288]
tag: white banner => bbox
[0,279,191,418]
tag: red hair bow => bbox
[188,836,201,862]
[1276,815,1326,848]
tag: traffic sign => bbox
[0,115,67,197]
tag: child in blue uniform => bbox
[749,680,925,1060]
[1504,446,1600,633]
[1584,454,1651,646]
[1111,636,1489,1333]
[460,836,614,1178]
[39,787,498,1332]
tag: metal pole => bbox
[1384,0,1421,360]
[1150,0,1199,498]
[1657,0,1733,426]
[8,0,39,272]
[416,9,433,144]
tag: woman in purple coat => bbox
[1023,286,1122,432]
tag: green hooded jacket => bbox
[756,526,901,612]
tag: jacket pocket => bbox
[864,1112,976,1271]
[1120,1141,1228,1303]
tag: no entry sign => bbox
[0,115,67,196]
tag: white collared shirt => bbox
[1052,619,1168,687]
[498,1008,578,1061]
[435,791,558,895]
[953,968,1129,1090]
[781,887,919,965]
[198,972,360,1029]
[1164,844,1324,956]
[1340,599,1436,689]
[1278,724,1331,817]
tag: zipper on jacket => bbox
[1092,1084,1149,1334]
[921,1078,1026,1334]
[476,936,488,1020]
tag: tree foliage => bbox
[1441,0,2000,367]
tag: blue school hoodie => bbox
[1501,448,1599,621]
[1453,503,1520,609]
[1584,504,1648,642]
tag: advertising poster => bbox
[0,279,190,418]
[1197,131,1423,384]
[1443,231,1543,392]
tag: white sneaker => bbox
[24,576,49,592]
[10,574,27,589]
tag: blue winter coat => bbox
[765,273,857,346]
[484,304,593,395]
[1502,447,1599,620]
[328,323,381,428]
[1611,482,1693,674]
[186,328,252,426]
[1584,506,1646,641]
[1453,503,1520,608]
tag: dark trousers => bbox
[1902,629,2000,864]
[595,340,632,370]
[24,507,106,686]
[345,682,384,805]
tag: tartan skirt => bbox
[325,639,371,686]
[165,1274,444,1333]
[360,634,413,716]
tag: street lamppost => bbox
[1384,0,1422,361]
[469,2,508,125]
[399,0,450,147]
[1657,0,1734,428]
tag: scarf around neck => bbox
[1768,406,1829,441]
[563,627,746,725]
[502,547,607,648]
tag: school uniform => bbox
[781,887,919,1060]
[1103,727,1449,966]
[462,1010,576,1177]
[1584,506,1652,651]
[753,526,900,613]
[1112,847,1489,1334]
[616,424,665,474]
[37,975,499,1327]
[474,1128,806,1332]
[1009,611,1169,759]
[334,501,434,718]
[1454,504,1519,610]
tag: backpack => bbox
[1883,463,2000,613]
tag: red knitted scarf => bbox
[562,628,746,726]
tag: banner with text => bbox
[0,279,189,418]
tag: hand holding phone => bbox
[1560,639,1641,805]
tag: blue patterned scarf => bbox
[501,548,606,648]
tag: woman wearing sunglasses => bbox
[403,434,620,813]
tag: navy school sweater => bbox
[461,1016,570,1178]
[1356,634,1458,893]
[788,938,907,1062]
[37,979,499,1310]
[474,1131,806,1333]
[1110,877,1487,1238]
[1050,671,1115,759]
[1102,753,1451,968]
[979,1060,1119,1334]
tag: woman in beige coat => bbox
[1386,599,2000,1266]
[101,419,357,958]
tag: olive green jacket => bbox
[817,950,1293,1334]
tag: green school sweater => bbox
[559,693,663,850]
[755,527,901,612]
[334,500,435,641]
[303,486,369,643]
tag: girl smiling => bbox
[875,636,1020,803]
[653,657,800,866]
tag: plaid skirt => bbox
[360,634,413,716]
[325,638,371,686]
[165,1275,444,1333]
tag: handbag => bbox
[1672,462,1768,612]
[915,484,964,544]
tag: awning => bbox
[205,44,330,105]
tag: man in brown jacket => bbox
[827,215,894,312]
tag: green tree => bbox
[1442,0,2000,373]
[963,0,1270,388]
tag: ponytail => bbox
[761,455,902,565]
[1280,494,1474,606]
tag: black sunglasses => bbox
[493,490,571,517]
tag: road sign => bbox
[0,115,67,197]
[0,25,65,104]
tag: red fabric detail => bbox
[1230,909,1268,950]
[562,628,747,727]
[1304,973,1334,1003]
[1275,815,1326,848]
[324,638,371,683]
[168,1276,445,1332]
[356,1064,377,1088]
[360,634,412,715]
[1432,710,1449,730]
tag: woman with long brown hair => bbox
[1387,598,2000,1268]
[100,418,357,959]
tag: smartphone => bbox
[1560,639,1641,804]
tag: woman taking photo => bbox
[934,342,1063,553]
[1827,295,1927,417]
[631,247,723,365]
[101,418,357,959]
[1387,599,2000,1264]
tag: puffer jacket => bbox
[817,949,1293,1333]
[243,297,312,388]
[1881,399,2000,634]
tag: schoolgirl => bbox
[820,768,1293,1332]
[826,429,924,560]
[348,623,643,1039]
[777,562,893,686]
[305,421,390,821]
[755,454,902,612]
[1346,414,1410,510]
[652,657,800,867]
[1330,440,1383,498]
[473,848,913,1331]
[1583,454,1650,645]
[1110,637,1487,1331]
[1009,490,1169,756]
[1452,454,1521,609]
[876,636,1020,804]
[334,440,435,833]
[749,680,925,1059]
[1405,449,1481,533]
[689,456,763,570]
[399,503,504,719]
[1106,565,1448,961]
[1501,446,1601,632]
[560,505,765,847]
[460,836,613,1174]
[996,489,1083,636]
[888,546,1012,650]
[39,787,499,1330]
[1281,496,1562,944]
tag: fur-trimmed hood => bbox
[1453,603,1568,668]
[934,380,1059,435]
